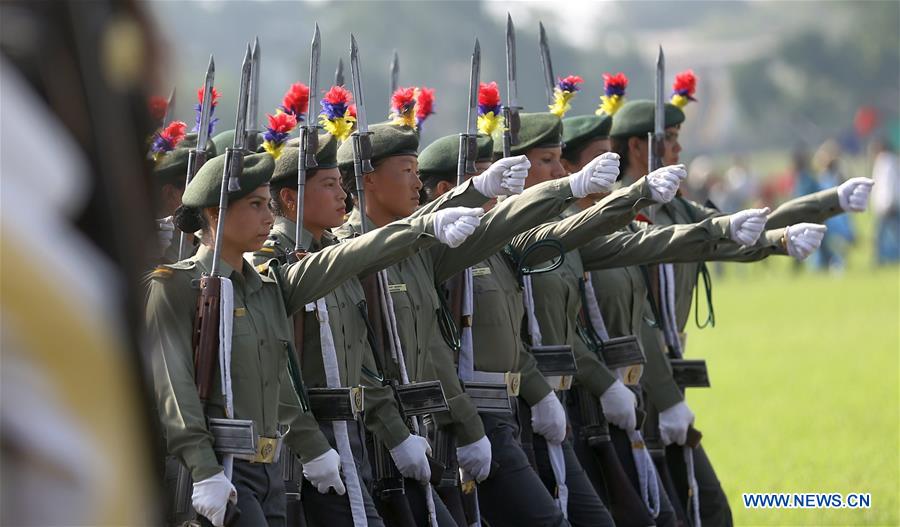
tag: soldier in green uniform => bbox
[610,96,855,525]
[247,133,487,526]
[147,150,484,527]
[416,114,683,527]
[152,134,217,263]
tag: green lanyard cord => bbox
[693,263,716,329]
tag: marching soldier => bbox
[609,74,864,523]
[148,144,485,526]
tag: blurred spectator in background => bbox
[871,138,900,264]
[811,140,855,272]
[719,155,759,213]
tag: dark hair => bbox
[173,205,207,233]
[420,172,454,202]
[561,141,587,165]
[611,135,640,181]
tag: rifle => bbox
[349,34,446,527]
[162,86,176,130]
[245,37,261,152]
[334,58,345,87]
[178,56,215,261]
[538,22,555,107]
[190,44,257,527]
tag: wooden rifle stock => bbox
[193,276,221,402]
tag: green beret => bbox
[418,134,493,181]
[492,112,562,157]
[152,133,217,185]
[211,129,235,154]
[336,124,419,169]
[608,100,685,138]
[561,115,612,156]
[271,134,339,185]
[182,152,274,208]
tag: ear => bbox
[278,186,296,208]
[627,136,643,157]
[363,170,378,191]
[435,180,454,197]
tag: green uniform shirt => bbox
[147,213,437,481]
[249,216,411,449]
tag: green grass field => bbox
[686,212,900,525]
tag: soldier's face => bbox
[663,125,682,165]
[218,184,274,253]
[525,146,565,188]
[304,168,347,229]
[366,155,422,218]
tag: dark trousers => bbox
[301,421,385,527]
[533,434,616,527]
[665,444,733,527]
[476,410,570,527]
[230,460,287,527]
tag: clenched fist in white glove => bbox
[531,392,567,444]
[389,434,432,483]
[647,164,688,203]
[659,401,695,446]
[303,449,346,495]
[456,435,492,483]
[157,216,175,257]
[472,155,531,197]
[728,207,770,246]
[569,152,620,198]
[600,380,637,431]
[785,223,827,261]
[433,207,485,248]
[191,471,237,527]
[838,177,874,212]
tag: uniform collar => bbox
[273,215,334,252]
[195,244,263,294]
[346,207,379,235]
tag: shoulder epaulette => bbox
[149,265,174,280]
[257,246,276,255]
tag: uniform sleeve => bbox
[412,178,490,218]
[576,216,733,270]
[571,336,619,397]
[638,304,684,412]
[277,371,332,462]
[765,188,842,229]
[276,214,438,315]
[361,356,411,450]
[146,273,221,482]
[424,336,486,446]
[431,178,576,284]
[702,228,788,263]
[516,350,553,407]
[509,178,656,267]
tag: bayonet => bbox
[538,22,555,105]
[390,49,399,96]
[210,44,252,277]
[162,86,176,127]
[350,34,375,234]
[503,13,521,156]
[295,24,321,253]
[649,45,665,173]
[335,57,345,87]
[178,55,215,260]
[458,38,480,182]
[246,37,261,151]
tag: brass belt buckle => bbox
[505,372,521,396]
[251,437,280,464]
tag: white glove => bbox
[646,164,688,203]
[432,206,485,248]
[302,449,346,495]
[728,207,770,246]
[785,223,827,261]
[456,435,492,483]
[837,177,874,212]
[569,152,620,198]
[530,392,567,444]
[389,434,432,483]
[471,155,531,197]
[599,380,637,431]
[191,471,237,527]
[659,401,695,446]
[157,216,175,256]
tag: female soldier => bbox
[609,94,869,526]
[147,150,483,527]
